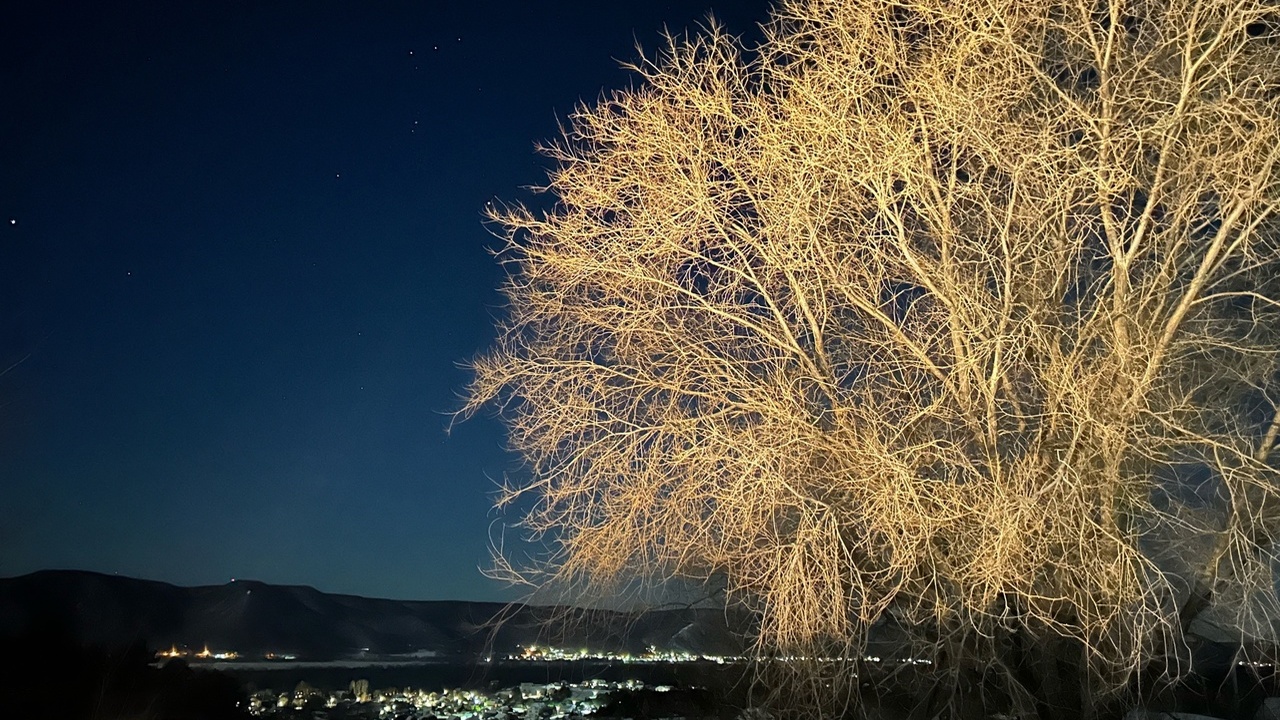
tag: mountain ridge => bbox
[0,569,749,660]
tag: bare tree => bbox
[463,0,1280,715]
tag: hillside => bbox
[0,570,749,660]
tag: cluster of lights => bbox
[156,644,239,660]
[156,645,296,661]
[764,654,932,665]
[498,644,747,665]
[249,677,654,718]
[497,645,934,667]
[751,654,935,669]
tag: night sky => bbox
[0,0,771,602]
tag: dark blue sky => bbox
[0,0,770,601]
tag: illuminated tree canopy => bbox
[465,0,1280,712]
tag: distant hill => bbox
[0,570,750,660]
